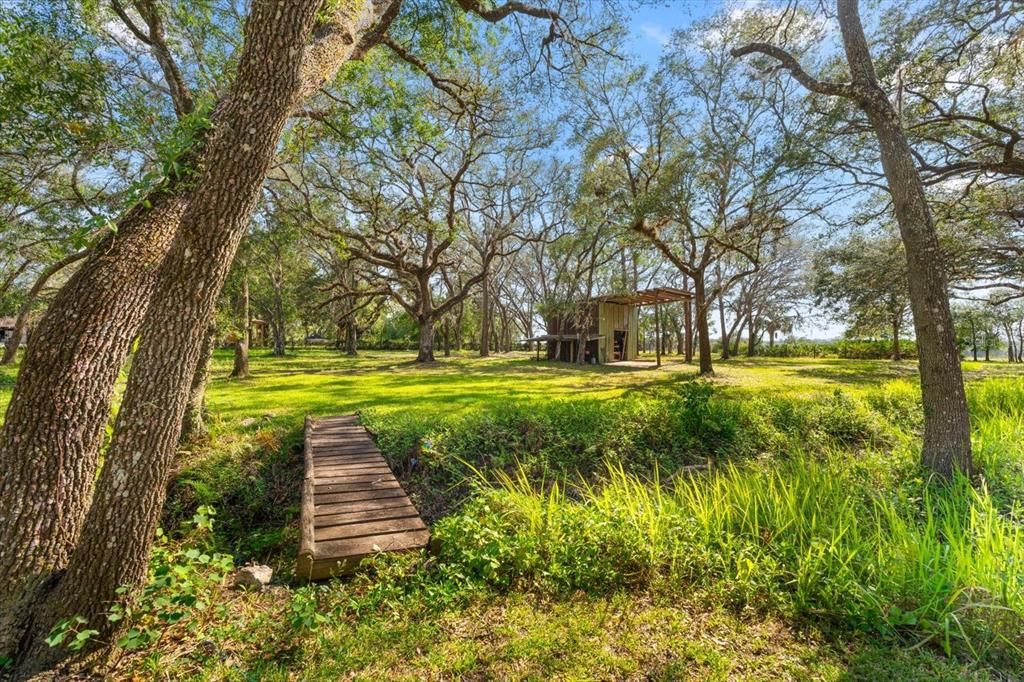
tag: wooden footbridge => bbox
[297,415,429,580]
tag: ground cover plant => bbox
[3,350,1021,679]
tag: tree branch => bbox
[731,43,857,100]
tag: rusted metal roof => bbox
[524,334,606,343]
[593,287,692,306]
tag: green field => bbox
[2,351,1023,680]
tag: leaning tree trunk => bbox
[0,191,186,660]
[180,324,217,445]
[733,0,972,478]
[17,0,325,672]
[1,248,90,365]
[838,0,970,477]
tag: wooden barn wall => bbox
[597,302,638,362]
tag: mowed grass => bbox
[200,348,1024,427]
[1,348,1019,423]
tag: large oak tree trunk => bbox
[694,275,714,375]
[16,0,325,672]
[231,278,251,377]
[0,192,186,659]
[345,321,358,356]
[231,339,250,378]
[180,324,217,445]
[891,316,902,361]
[417,317,436,362]
[479,276,491,358]
[837,0,971,477]
[733,0,972,478]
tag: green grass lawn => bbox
[201,348,1021,425]
[2,350,1023,680]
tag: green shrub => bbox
[754,341,835,358]
[835,339,918,359]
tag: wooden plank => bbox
[311,447,381,457]
[314,495,412,517]
[307,533,432,579]
[315,502,419,527]
[316,471,393,483]
[312,448,384,457]
[315,479,401,494]
[315,488,409,506]
[313,457,384,467]
[312,457,387,468]
[313,464,392,477]
[310,441,379,451]
[315,515,426,542]
[314,529,431,563]
[315,472,394,483]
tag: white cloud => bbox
[640,23,671,47]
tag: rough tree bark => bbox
[1,247,90,365]
[734,0,972,477]
[0,192,187,659]
[479,275,491,358]
[684,292,694,362]
[15,0,396,672]
[231,277,251,378]
[180,324,217,444]
[417,317,436,362]
[717,288,731,361]
[891,316,903,361]
[693,276,714,375]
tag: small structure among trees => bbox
[0,317,16,344]
[530,288,691,364]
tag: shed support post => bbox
[655,296,662,368]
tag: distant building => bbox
[526,288,692,364]
[0,317,18,345]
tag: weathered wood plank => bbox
[315,473,394,484]
[315,503,419,528]
[315,515,427,542]
[315,488,409,506]
[314,529,431,562]
[314,479,401,495]
[314,464,393,476]
[314,495,413,517]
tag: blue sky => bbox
[625,2,720,64]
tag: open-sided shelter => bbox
[526,287,692,365]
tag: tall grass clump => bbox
[967,378,1024,513]
[434,456,1024,662]
[361,382,749,517]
